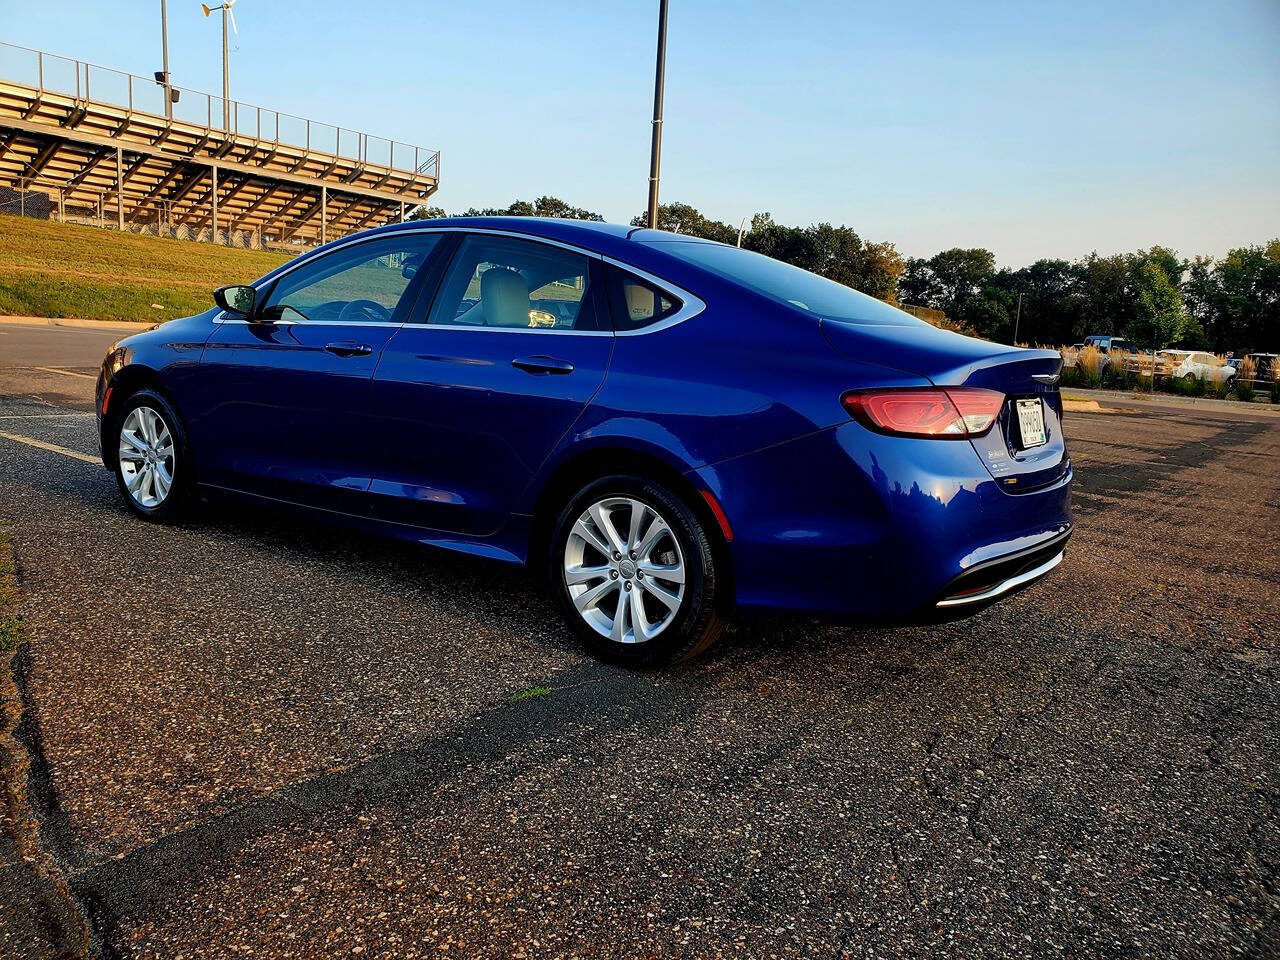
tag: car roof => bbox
[374,216,637,242]
[252,217,730,299]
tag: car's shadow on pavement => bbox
[10,430,957,674]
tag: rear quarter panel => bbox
[515,276,933,514]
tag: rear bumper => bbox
[932,527,1071,610]
[691,421,1072,620]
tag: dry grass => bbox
[1079,345,1102,380]
[0,533,22,653]
[1238,355,1257,401]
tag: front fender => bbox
[95,310,218,464]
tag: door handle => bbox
[511,355,575,375]
[325,341,373,358]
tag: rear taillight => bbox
[841,387,1005,439]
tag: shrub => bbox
[1237,356,1256,402]
[1102,349,1131,388]
[1078,346,1102,389]
[1271,360,1280,405]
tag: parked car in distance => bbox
[1245,353,1278,380]
[1081,335,1136,372]
[95,218,1072,666]
[1157,349,1237,384]
[1083,335,1135,353]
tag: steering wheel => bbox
[337,299,392,323]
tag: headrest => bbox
[480,267,530,327]
[625,282,655,321]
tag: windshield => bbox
[644,240,924,326]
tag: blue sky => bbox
[6,0,1278,266]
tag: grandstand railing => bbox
[0,41,439,180]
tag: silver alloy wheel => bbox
[563,496,686,645]
[118,405,175,509]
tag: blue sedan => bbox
[96,218,1072,665]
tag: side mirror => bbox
[214,284,257,317]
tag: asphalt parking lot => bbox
[1,321,1278,958]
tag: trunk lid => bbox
[822,318,1069,490]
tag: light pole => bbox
[201,0,238,130]
[160,0,172,119]
[645,0,668,229]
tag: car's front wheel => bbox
[112,388,191,522]
[550,475,726,666]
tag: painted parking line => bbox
[0,431,100,464]
[0,413,96,420]
[34,366,97,380]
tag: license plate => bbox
[1016,398,1047,449]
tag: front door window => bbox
[261,233,442,325]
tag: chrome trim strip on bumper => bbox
[935,550,1064,608]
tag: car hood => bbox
[820,317,1061,389]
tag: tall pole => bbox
[221,6,230,130]
[160,0,172,119]
[645,0,668,229]
[116,147,124,229]
[1014,292,1023,344]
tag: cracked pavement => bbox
[0,322,1277,957]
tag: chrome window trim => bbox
[408,324,614,338]
[210,226,706,336]
[213,316,404,328]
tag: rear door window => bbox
[426,234,604,331]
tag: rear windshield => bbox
[644,240,924,326]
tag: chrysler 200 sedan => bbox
[96,218,1072,665]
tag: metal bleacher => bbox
[0,41,440,247]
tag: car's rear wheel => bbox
[550,475,725,666]
[112,388,191,522]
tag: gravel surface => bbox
[0,343,1276,957]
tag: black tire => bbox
[110,388,193,522]
[549,474,726,667]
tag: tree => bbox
[1183,255,1218,344]
[460,196,604,220]
[858,241,907,303]
[406,205,447,220]
[926,248,997,316]
[897,257,944,308]
[1207,240,1280,352]
[982,259,1082,345]
[954,288,1015,343]
[1130,260,1188,349]
[740,220,903,303]
[1075,253,1133,339]
[630,202,737,243]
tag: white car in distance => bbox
[1158,350,1237,385]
